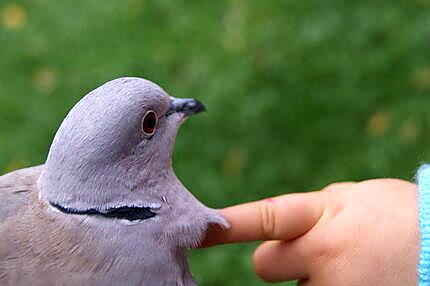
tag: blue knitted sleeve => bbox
[417,164,430,285]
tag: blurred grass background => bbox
[1,0,430,285]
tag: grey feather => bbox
[0,166,42,222]
[0,77,228,286]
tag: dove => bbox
[0,77,228,286]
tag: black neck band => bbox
[50,202,156,221]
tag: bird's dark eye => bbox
[141,111,157,137]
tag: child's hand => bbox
[203,179,420,285]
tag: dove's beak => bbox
[167,98,206,117]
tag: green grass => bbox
[1,1,430,285]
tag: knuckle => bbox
[322,190,343,218]
[321,183,341,194]
[361,178,416,192]
[380,178,414,188]
[308,236,340,262]
[258,201,279,239]
[311,240,332,260]
[322,182,350,193]
[304,224,344,263]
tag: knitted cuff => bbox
[418,164,430,286]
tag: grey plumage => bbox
[0,77,228,286]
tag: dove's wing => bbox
[0,166,43,223]
[0,165,95,285]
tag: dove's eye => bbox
[141,110,157,137]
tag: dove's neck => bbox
[37,155,175,211]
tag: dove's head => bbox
[38,77,227,248]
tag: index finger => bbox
[201,192,325,247]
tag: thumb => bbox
[201,192,326,247]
